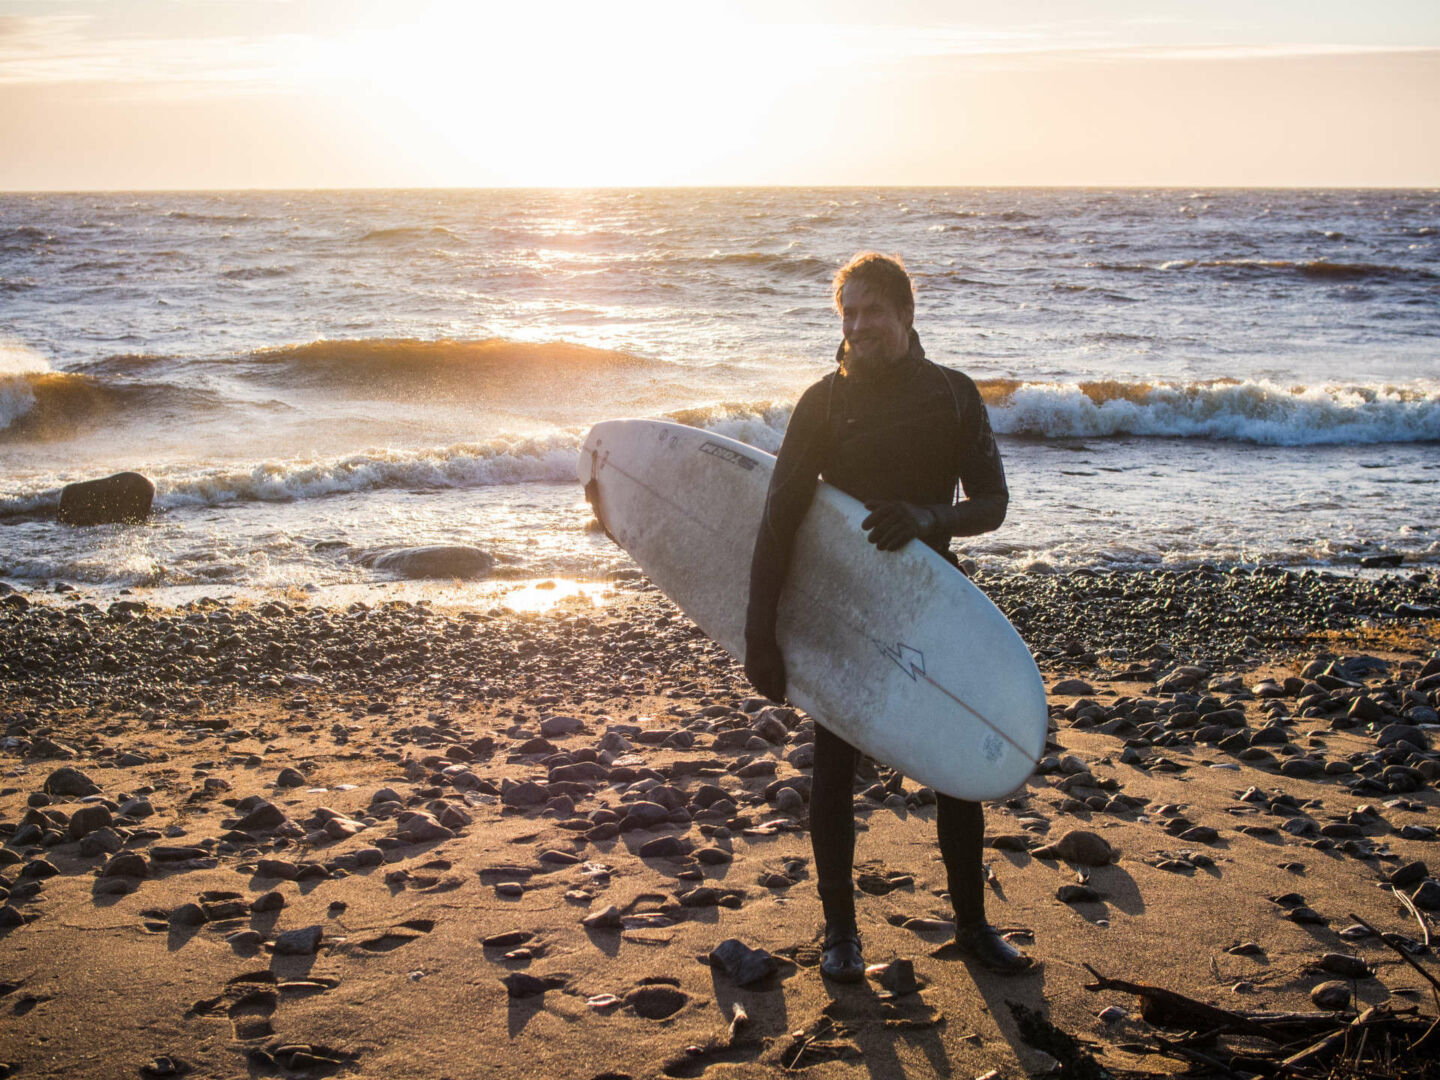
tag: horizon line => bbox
[5,182,1439,196]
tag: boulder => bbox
[363,545,495,580]
[57,472,154,526]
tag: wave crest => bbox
[245,337,655,393]
[976,378,1440,445]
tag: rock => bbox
[273,925,323,955]
[1376,724,1428,751]
[57,471,154,526]
[1318,953,1371,979]
[67,803,113,840]
[1310,981,1351,1010]
[365,545,495,580]
[502,972,554,998]
[257,859,300,880]
[695,847,733,865]
[638,836,688,859]
[868,958,923,997]
[117,797,155,819]
[78,826,123,856]
[101,852,149,878]
[227,929,265,951]
[235,801,288,832]
[773,787,804,812]
[582,905,623,930]
[275,768,305,788]
[1032,829,1117,865]
[1412,880,1440,911]
[1280,758,1325,779]
[1389,861,1428,888]
[396,812,453,843]
[501,782,549,808]
[1052,679,1095,696]
[252,891,286,913]
[619,801,672,830]
[169,903,206,927]
[708,939,779,986]
[44,767,100,797]
[539,715,583,737]
[988,834,1034,852]
[1057,883,1101,904]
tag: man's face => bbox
[839,280,912,378]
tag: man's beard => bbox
[841,338,898,379]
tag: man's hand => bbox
[861,500,937,551]
[744,635,787,703]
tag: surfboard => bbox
[578,419,1047,801]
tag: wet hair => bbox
[832,251,915,318]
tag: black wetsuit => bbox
[745,329,1009,931]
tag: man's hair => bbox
[832,251,915,317]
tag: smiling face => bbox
[839,279,913,379]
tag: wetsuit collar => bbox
[835,329,927,385]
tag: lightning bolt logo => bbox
[875,640,926,681]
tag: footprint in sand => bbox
[356,918,436,952]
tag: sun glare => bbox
[339,1,828,186]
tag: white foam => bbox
[0,340,49,430]
[987,380,1440,446]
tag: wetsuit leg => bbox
[810,722,861,928]
[936,794,986,926]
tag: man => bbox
[744,251,1030,981]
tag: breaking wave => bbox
[0,368,223,440]
[1088,258,1437,282]
[244,337,656,393]
[975,378,1440,445]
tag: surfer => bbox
[744,251,1031,980]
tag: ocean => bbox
[1,187,1436,602]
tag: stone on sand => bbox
[1031,829,1118,865]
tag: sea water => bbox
[1,187,1436,599]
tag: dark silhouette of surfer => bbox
[745,251,1030,980]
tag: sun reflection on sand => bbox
[497,577,612,614]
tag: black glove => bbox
[744,635,787,702]
[861,500,937,551]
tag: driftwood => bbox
[1086,953,1439,1080]
[1082,963,1283,1040]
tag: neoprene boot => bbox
[955,922,1032,974]
[820,922,864,983]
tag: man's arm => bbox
[932,378,1007,538]
[744,383,829,697]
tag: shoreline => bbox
[1,568,1438,1078]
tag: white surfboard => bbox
[578,419,1046,801]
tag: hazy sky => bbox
[3,0,1438,190]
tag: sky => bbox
[2,0,1438,190]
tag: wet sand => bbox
[1,570,1437,1079]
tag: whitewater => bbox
[0,187,1436,594]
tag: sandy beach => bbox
[1,568,1438,1079]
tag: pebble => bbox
[708,939,779,986]
[1310,981,1351,1010]
[1031,830,1117,865]
[273,925,323,955]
